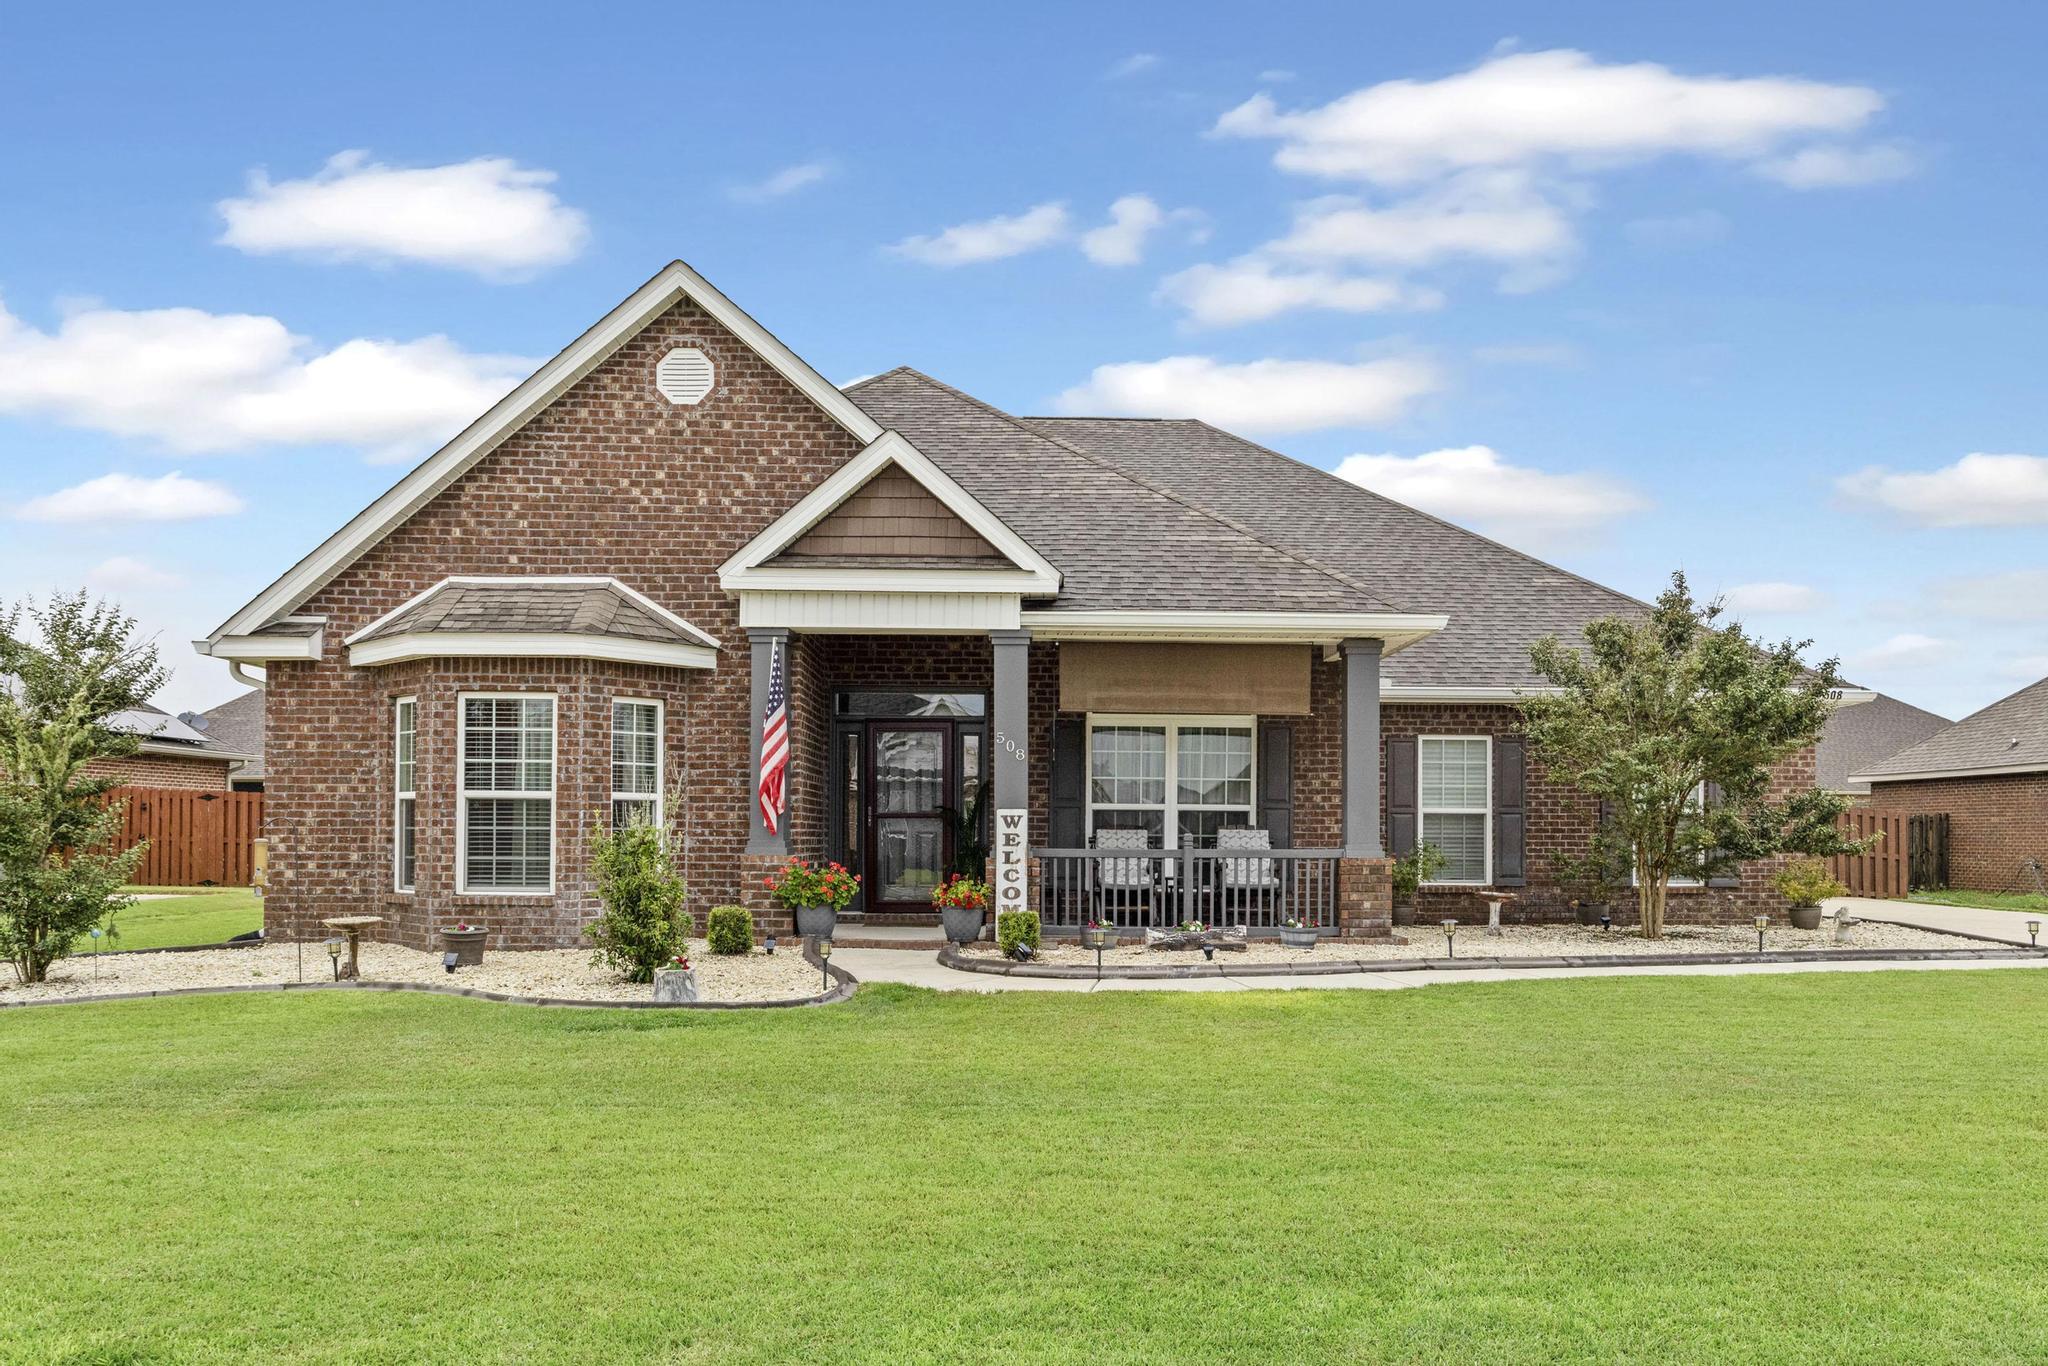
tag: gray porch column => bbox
[990,629,1032,812]
[745,627,791,856]
[1341,637,1385,859]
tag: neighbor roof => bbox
[1816,692,1949,793]
[196,689,266,781]
[113,703,254,764]
[1852,676,2048,783]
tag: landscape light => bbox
[1754,914,1769,954]
[1441,919,1457,959]
[1599,914,1612,933]
[817,938,833,991]
[325,937,344,981]
[442,951,459,975]
[764,935,777,955]
[2029,920,2041,949]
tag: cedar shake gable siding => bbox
[775,465,1005,564]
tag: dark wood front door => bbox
[866,722,952,913]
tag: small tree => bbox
[0,593,164,982]
[584,819,687,982]
[1521,572,1866,939]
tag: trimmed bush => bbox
[996,909,1041,956]
[584,821,686,983]
[706,904,754,955]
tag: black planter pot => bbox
[1574,902,1606,927]
[794,905,837,940]
[440,927,487,966]
[1392,902,1417,928]
[941,905,986,944]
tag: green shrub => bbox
[706,904,754,955]
[1774,857,1847,908]
[1391,842,1448,904]
[996,909,1041,956]
[584,821,687,983]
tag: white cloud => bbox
[1054,354,1441,433]
[1107,53,1161,79]
[87,555,186,591]
[217,151,589,277]
[1331,445,1647,541]
[890,202,1071,266]
[15,471,245,523]
[1080,195,1170,266]
[1623,209,1730,248]
[1156,258,1442,327]
[1837,453,2048,527]
[1927,570,2048,621]
[1721,581,1826,614]
[1212,49,1886,186]
[1850,632,1951,671]
[729,160,833,202]
[0,297,534,462]
[1267,171,1578,275]
[1755,142,1917,188]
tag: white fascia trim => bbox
[717,429,1062,593]
[1380,685,1557,702]
[349,633,719,670]
[193,627,325,662]
[208,260,881,643]
[730,567,1051,595]
[138,740,257,764]
[342,575,719,650]
[1851,760,2048,785]
[1021,610,1446,651]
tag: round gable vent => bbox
[655,347,714,405]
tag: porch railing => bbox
[1031,847,1342,934]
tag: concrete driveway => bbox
[1828,896,2045,948]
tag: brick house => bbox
[195,261,1843,950]
[87,703,252,792]
[1852,677,2048,894]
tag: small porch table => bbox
[321,915,384,980]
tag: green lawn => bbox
[1911,888,2048,914]
[101,889,264,951]
[4,972,2046,1362]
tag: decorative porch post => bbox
[745,626,791,857]
[990,629,1032,929]
[1341,637,1385,858]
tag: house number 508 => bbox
[993,731,1026,762]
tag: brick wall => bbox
[1866,771,2048,894]
[86,753,231,791]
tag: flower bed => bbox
[2,938,823,1006]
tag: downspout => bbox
[229,661,267,690]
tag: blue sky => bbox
[3,2,2044,718]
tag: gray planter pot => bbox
[1278,925,1321,950]
[1787,904,1824,931]
[1574,902,1605,927]
[794,905,836,940]
[440,927,487,966]
[941,905,986,944]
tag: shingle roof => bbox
[847,370,1401,615]
[113,702,249,761]
[196,689,266,781]
[355,580,703,645]
[1816,693,1949,792]
[1855,676,2048,781]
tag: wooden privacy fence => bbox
[109,787,264,887]
[1907,814,1950,891]
[1830,808,1908,900]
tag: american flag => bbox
[757,639,789,833]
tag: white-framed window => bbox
[1420,735,1491,885]
[394,697,417,892]
[457,694,556,894]
[611,699,662,829]
[1086,715,1255,848]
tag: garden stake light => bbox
[2029,920,2041,948]
[1599,914,1611,932]
[442,951,459,975]
[764,935,777,955]
[89,926,100,981]
[1755,914,1769,954]
[817,938,832,992]
[1442,919,1457,959]
[325,937,344,981]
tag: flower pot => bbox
[1574,902,1605,927]
[941,905,986,945]
[1278,925,1321,950]
[1081,924,1116,950]
[652,967,699,1004]
[1392,902,1417,928]
[794,905,837,940]
[440,926,487,966]
[1787,904,1823,931]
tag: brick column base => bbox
[738,853,797,940]
[1337,856,1394,940]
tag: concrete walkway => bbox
[835,945,2048,994]
[1829,896,2045,947]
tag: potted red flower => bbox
[440,921,487,966]
[932,873,991,944]
[764,858,861,940]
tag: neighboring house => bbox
[192,689,266,791]
[1817,692,1949,799]
[195,260,1844,950]
[90,703,254,791]
[1852,676,2048,894]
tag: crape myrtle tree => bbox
[1520,573,1868,939]
[0,593,164,983]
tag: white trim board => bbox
[1022,609,1445,654]
[350,633,718,670]
[137,740,257,764]
[718,430,1061,594]
[207,260,882,644]
[194,626,325,663]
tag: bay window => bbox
[1419,735,1490,884]
[458,695,555,893]
[611,699,662,828]
[1088,716,1254,848]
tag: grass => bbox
[1910,888,2048,914]
[121,885,247,896]
[4,972,2047,1363]
[101,889,263,951]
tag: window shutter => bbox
[1494,735,1527,886]
[1257,722,1292,849]
[1049,717,1086,848]
[1386,734,1417,857]
[1703,780,1739,887]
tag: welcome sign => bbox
[994,809,1028,919]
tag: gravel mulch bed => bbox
[963,919,1979,967]
[1,939,824,1005]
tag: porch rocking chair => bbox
[1092,827,1159,926]
[1215,826,1282,926]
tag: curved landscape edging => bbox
[935,940,2044,981]
[0,938,858,1012]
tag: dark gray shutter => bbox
[1049,717,1086,848]
[1257,722,1292,848]
[1494,735,1527,886]
[1703,780,1739,887]
[1386,734,1417,857]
